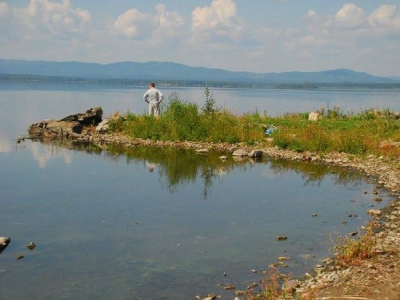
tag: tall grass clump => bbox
[109,88,270,143]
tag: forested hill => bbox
[0,59,398,84]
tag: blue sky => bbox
[0,0,399,76]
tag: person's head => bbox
[149,82,155,88]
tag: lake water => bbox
[0,82,397,299]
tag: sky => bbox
[0,0,399,76]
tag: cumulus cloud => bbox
[334,3,366,29]
[3,0,91,37]
[113,9,157,39]
[369,5,400,30]
[113,4,185,42]
[304,3,400,43]
[155,4,185,39]
[191,0,244,43]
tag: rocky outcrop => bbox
[59,107,102,125]
[0,237,11,254]
[28,107,103,139]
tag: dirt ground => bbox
[316,254,400,300]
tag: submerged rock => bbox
[27,242,36,250]
[0,237,11,254]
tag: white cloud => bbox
[369,5,400,30]
[0,2,9,18]
[191,0,244,43]
[154,4,185,40]
[306,10,317,19]
[75,8,91,24]
[334,3,366,29]
[8,0,91,37]
[113,9,157,39]
[113,5,185,43]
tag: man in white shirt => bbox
[143,82,164,117]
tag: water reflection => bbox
[1,139,392,300]
[30,139,368,199]
[269,158,365,187]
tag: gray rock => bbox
[0,237,11,254]
[59,107,103,125]
[232,149,248,157]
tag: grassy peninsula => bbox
[109,88,400,158]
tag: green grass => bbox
[109,89,400,157]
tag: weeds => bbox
[331,225,377,267]
[246,268,317,300]
[110,89,270,143]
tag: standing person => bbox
[143,82,163,117]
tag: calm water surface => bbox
[0,82,396,299]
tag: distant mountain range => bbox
[0,59,398,84]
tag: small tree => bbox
[202,87,216,114]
